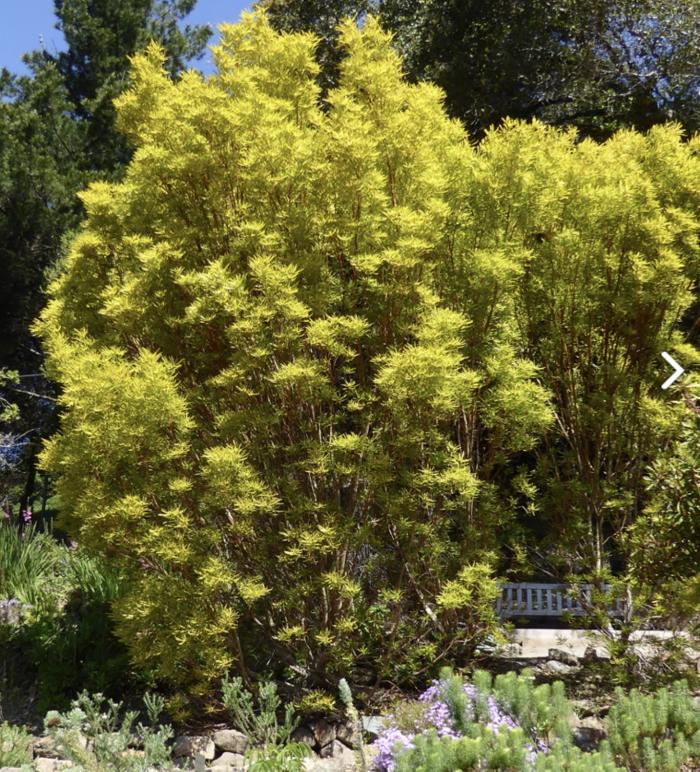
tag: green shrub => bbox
[487,669,573,743]
[221,675,298,747]
[1,525,82,710]
[604,680,700,771]
[45,690,174,771]
[35,7,700,701]
[0,522,131,712]
[534,743,620,771]
[0,521,63,609]
[245,742,312,772]
[0,720,32,767]
[0,520,133,713]
[383,669,574,771]
[388,673,700,771]
[394,728,531,771]
[393,730,626,771]
[438,668,573,742]
[221,675,310,771]
[27,547,130,712]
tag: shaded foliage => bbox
[261,0,700,139]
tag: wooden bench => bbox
[496,582,626,618]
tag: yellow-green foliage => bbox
[35,11,700,700]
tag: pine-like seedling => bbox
[604,680,700,771]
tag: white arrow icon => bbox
[661,351,684,390]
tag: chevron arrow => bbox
[661,351,684,390]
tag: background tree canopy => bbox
[260,0,700,139]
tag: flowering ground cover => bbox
[372,669,700,771]
[373,668,565,770]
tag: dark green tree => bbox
[261,0,700,139]
[536,0,700,138]
[52,0,211,171]
[0,62,84,508]
[0,63,83,371]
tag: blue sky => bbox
[1,0,252,76]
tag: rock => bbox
[583,645,600,663]
[32,736,60,759]
[318,741,334,759]
[570,699,597,719]
[209,751,246,771]
[172,735,216,761]
[335,722,358,749]
[318,740,355,764]
[548,648,579,667]
[573,717,606,752]
[302,743,356,771]
[302,760,330,772]
[331,741,355,763]
[34,760,72,772]
[539,659,575,676]
[311,719,336,749]
[360,715,384,739]
[291,725,316,747]
[212,729,248,755]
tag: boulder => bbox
[32,736,60,759]
[303,760,333,772]
[34,760,72,772]
[311,719,336,749]
[331,741,355,763]
[291,725,316,747]
[335,722,358,749]
[0,599,28,625]
[302,742,356,771]
[572,717,606,752]
[208,751,246,771]
[548,648,579,667]
[318,741,335,759]
[172,735,216,761]
[212,730,248,755]
[583,645,600,663]
[570,698,597,719]
[539,659,575,676]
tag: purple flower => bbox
[423,699,459,738]
[419,681,460,737]
[21,508,32,524]
[373,727,414,772]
